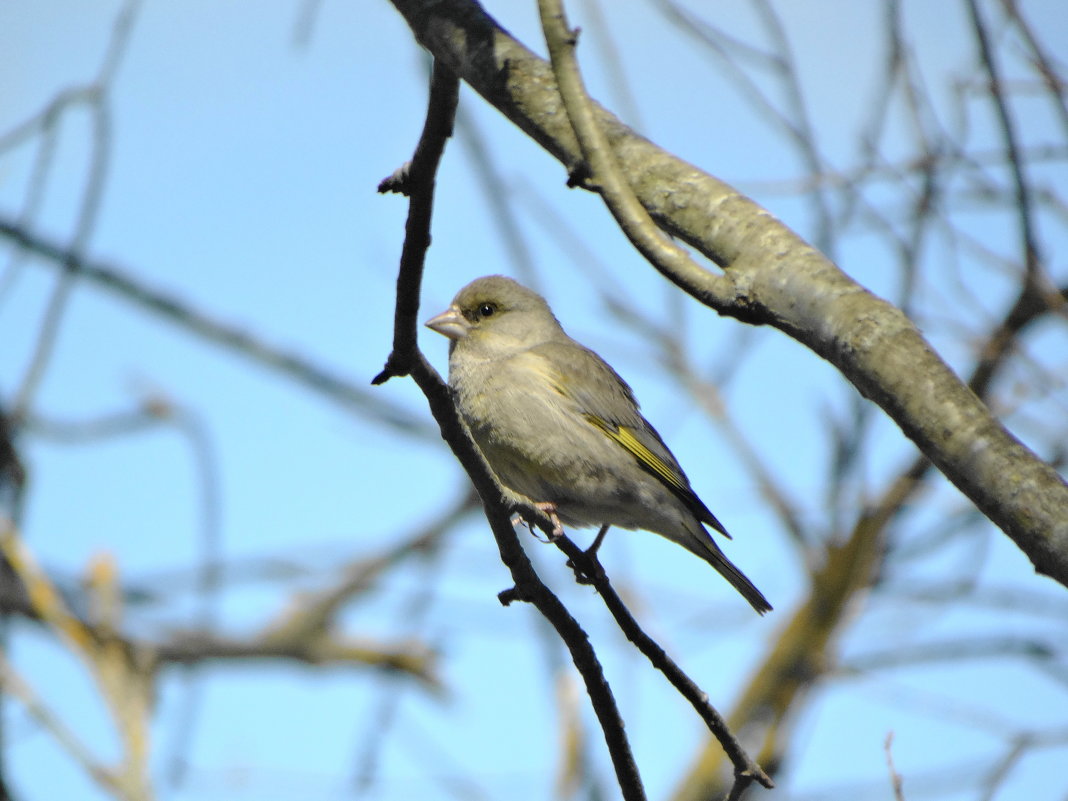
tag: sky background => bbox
[2,1,1067,800]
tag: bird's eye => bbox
[478,303,496,318]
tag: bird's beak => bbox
[424,305,471,340]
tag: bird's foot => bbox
[533,502,565,542]
[511,503,564,542]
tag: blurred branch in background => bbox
[4,0,140,419]
[0,217,434,439]
[0,505,447,798]
[1,523,154,801]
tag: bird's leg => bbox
[566,524,611,586]
[586,524,611,557]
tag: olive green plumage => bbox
[426,275,770,614]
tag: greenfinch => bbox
[425,275,770,614]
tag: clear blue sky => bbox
[2,1,1066,800]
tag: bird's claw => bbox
[512,503,565,542]
[534,502,565,541]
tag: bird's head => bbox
[425,275,564,356]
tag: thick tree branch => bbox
[671,270,1068,798]
[383,0,1068,587]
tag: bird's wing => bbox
[530,341,729,537]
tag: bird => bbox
[424,275,770,614]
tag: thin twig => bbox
[884,732,906,801]
[536,0,732,306]
[0,216,433,438]
[372,58,647,800]
[373,59,460,384]
[12,0,140,418]
[965,0,1042,278]
[538,0,771,792]
[556,539,773,792]
[0,654,117,794]
[997,0,1068,140]
[751,0,836,256]
[455,106,541,287]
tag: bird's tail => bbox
[688,530,771,615]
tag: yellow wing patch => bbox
[585,415,688,494]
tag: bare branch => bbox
[537,0,734,305]
[372,58,646,800]
[555,540,773,791]
[0,217,433,438]
[11,0,140,418]
[0,655,119,796]
[966,0,1043,278]
[884,732,906,801]
[154,630,439,686]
